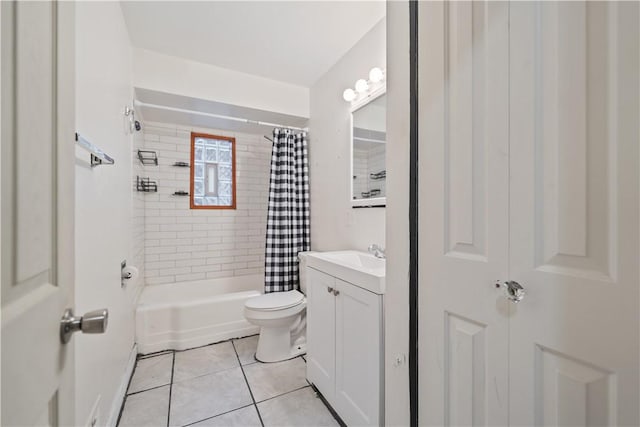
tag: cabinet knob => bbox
[333,289,340,296]
[327,286,334,293]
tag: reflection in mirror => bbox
[352,93,386,204]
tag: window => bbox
[190,132,236,209]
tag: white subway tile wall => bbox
[140,122,271,286]
[132,130,146,284]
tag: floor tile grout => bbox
[137,334,259,360]
[180,403,256,427]
[138,350,174,360]
[176,334,260,355]
[119,338,333,427]
[172,362,242,385]
[254,383,311,405]
[115,352,141,427]
[126,382,171,397]
[166,351,176,427]
[232,339,265,427]
[310,384,347,427]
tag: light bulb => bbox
[343,88,356,102]
[355,79,369,93]
[369,67,384,83]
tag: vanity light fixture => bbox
[343,88,357,102]
[369,67,384,83]
[355,79,369,93]
[342,67,386,102]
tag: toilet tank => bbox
[297,251,314,294]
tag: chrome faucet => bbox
[368,244,386,259]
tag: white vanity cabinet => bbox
[307,267,383,427]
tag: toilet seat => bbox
[245,290,304,311]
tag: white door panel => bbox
[509,2,639,425]
[418,1,510,425]
[418,1,638,425]
[1,2,76,425]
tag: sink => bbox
[306,250,385,294]
[320,251,385,270]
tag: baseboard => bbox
[106,343,137,427]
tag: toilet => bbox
[244,252,312,362]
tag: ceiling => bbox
[120,1,386,88]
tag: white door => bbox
[418,2,510,425]
[334,279,382,426]
[509,2,639,425]
[418,1,640,426]
[1,2,76,426]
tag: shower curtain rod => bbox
[133,100,308,132]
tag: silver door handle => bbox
[60,308,109,344]
[497,281,525,303]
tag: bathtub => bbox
[135,275,263,354]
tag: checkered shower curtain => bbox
[264,129,310,293]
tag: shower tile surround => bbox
[130,129,147,289]
[117,336,340,427]
[140,122,271,286]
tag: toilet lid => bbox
[245,290,304,311]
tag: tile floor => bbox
[117,335,340,427]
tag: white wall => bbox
[75,3,140,426]
[140,122,270,286]
[384,1,411,425]
[308,18,386,251]
[133,48,310,118]
[353,100,387,132]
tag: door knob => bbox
[60,308,109,344]
[497,281,525,303]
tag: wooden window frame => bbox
[190,132,237,210]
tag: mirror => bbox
[351,92,386,207]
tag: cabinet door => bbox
[335,279,382,426]
[306,268,336,401]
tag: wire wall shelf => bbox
[136,176,157,192]
[138,150,158,166]
[369,170,386,180]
